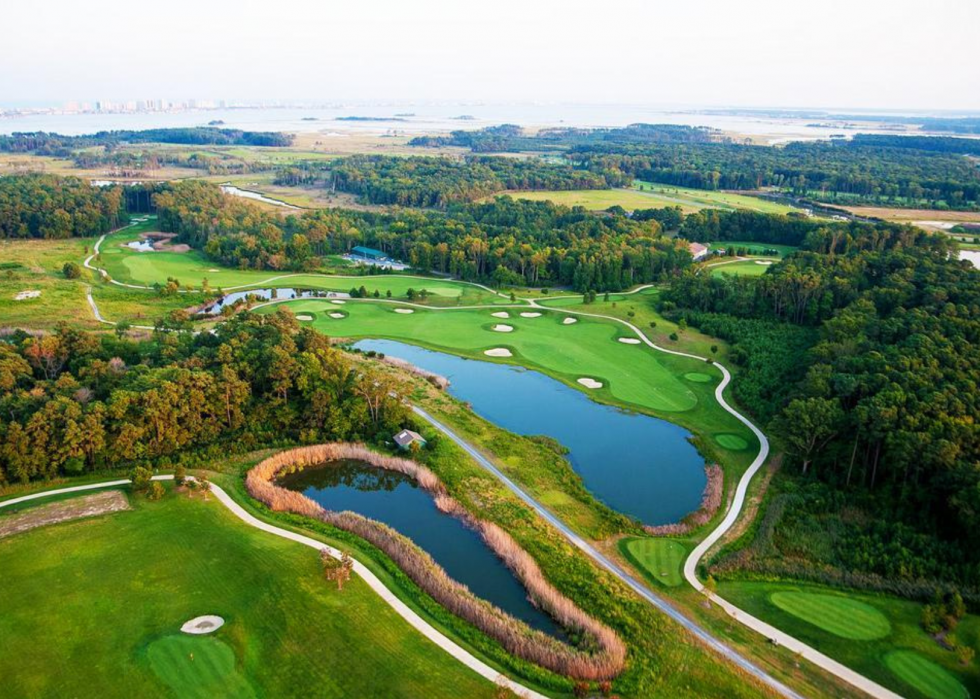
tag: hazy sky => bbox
[4,0,979,111]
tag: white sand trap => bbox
[755,260,774,265]
[520,312,542,318]
[330,300,346,305]
[181,615,224,635]
[484,348,513,358]
[562,317,577,325]
[577,378,603,389]
[491,311,510,319]
[208,268,220,272]
[296,314,314,321]
[14,290,41,301]
[328,312,346,319]
[394,308,414,314]
[492,324,514,333]
[618,337,641,345]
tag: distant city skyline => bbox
[3,0,979,111]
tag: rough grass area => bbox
[0,488,497,698]
[883,650,969,699]
[146,635,255,699]
[620,538,687,587]
[769,591,891,640]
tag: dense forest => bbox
[0,313,408,484]
[0,127,293,156]
[316,154,626,207]
[409,123,721,152]
[415,124,980,209]
[0,173,125,238]
[573,140,980,208]
[153,179,691,290]
[662,237,980,593]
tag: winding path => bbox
[0,477,546,699]
[80,259,901,697]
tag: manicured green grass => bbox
[884,650,969,699]
[684,372,713,383]
[620,538,687,587]
[95,231,505,306]
[706,241,799,257]
[146,635,255,699]
[769,591,891,640]
[718,581,980,699]
[708,259,776,277]
[0,489,496,698]
[634,182,801,216]
[273,300,699,413]
[715,434,749,451]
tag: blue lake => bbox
[280,459,561,635]
[354,339,706,525]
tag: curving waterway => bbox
[279,459,562,635]
[354,339,706,525]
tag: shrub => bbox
[129,465,153,492]
[148,481,165,500]
[62,262,81,279]
[669,332,679,341]
[174,464,186,486]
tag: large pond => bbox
[354,339,706,525]
[279,459,561,635]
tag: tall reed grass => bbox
[247,444,626,680]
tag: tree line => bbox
[662,237,980,589]
[0,173,125,239]
[274,154,627,208]
[0,312,409,484]
[152,179,693,291]
[0,127,293,157]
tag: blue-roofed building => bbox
[351,245,387,261]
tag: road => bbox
[0,477,546,699]
[412,406,805,699]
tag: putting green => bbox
[684,372,713,383]
[147,635,255,699]
[884,651,969,699]
[770,591,891,640]
[270,301,699,413]
[623,538,686,587]
[715,434,749,451]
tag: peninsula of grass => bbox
[717,581,980,699]
[619,538,687,587]
[0,487,500,698]
[706,241,799,257]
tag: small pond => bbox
[204,288,340,315]
[279,459,562,635]
[354,339,706,525]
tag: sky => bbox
[3,0,979,111]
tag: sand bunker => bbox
[492,324,514,333]
[394,308,414,314]
[330,300,346,305]
[484,348,513,358]
[296,314,314,321]
[618,338,641,345]
[13,290,41,301]
[755,260,774,265]
[520,312,542,318]
[180,615,225,635]
[328,312,345,319]
[491,311,510,319]
[577,378,603,389]
[208,268,220,272]
[562,317,577,325]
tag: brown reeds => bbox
[247,444,626,681]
